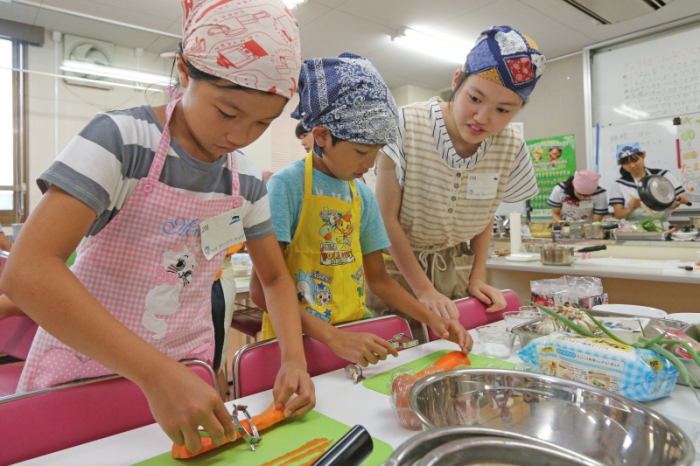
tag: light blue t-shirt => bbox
[268,160,391,255]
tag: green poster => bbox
[526,134,576,218]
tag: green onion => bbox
[578,307,632,346]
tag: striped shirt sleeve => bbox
[502,141,539,202]
[593,190,609,215]
[234,152,274,241]
[379,108,407,188]
[608,182,625,206]
[664,171,686,195]
[547,184,565,208]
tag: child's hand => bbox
[467,280,507,313]
[417,289,460,319]
[142,362,235,454]
[273,361,315,418]
[429,318,473,354]
[327,329,398,367]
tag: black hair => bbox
[448,70,528,106]
[295,121,309,139]
[618,153,643,181]
[173,43,265,94]
[563,176,579,200]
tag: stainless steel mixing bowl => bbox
[385,427,604,466]
[407,369,694,466]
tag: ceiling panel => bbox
[441,0,594,59]
[41,0,175,32]
[336,0,494,31]
[289,1,332,27]
[88,0,182,23]
[308,0,349,9]
[298,9,393,60]
[33,9,164,50]
[0,1,41,26]
[143,34,180,56]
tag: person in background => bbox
[0,0,314,454]
[610,142,688,223]
[0,225,11,252]
[250,53,471,367]
[548,170,608,222]
[370,26,543,330]
[296,121,314,154]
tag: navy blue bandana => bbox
[465,25,545,101]
[292,53,399,156]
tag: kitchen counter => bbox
[487,256,700,285]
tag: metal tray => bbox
[612,230,668,241]
[511,310,698,388]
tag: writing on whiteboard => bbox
[620,48,700,121]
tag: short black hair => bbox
[295,121,308,139]
[618,153,644,180]
[563,176,579,200]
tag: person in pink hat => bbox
[1,0,314,454]
[548,169,609,222]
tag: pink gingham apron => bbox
[17,99,244,393]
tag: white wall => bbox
[390,84,438,107]
[26,31,170,213]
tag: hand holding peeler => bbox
[388,333,418,349]
[231,404,261,451]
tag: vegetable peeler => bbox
[388,333,418,349]
[231,404,261,451]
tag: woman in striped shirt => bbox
[368,26,544,328]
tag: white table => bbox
[17,326,700,465]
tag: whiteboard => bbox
[596,118,696,211]
[591,24,700,127]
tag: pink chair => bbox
[0,251,40,396]
[0,359,217,466]
[426,289,521,341]
[232,315,413,399]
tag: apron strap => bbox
[303,151,358,198]
[417,248,448,285]
[148,99,180,181]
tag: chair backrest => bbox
[233,315,412,399]
[426,290,521,341]
[0,360,216,466]
[0,316,38,360]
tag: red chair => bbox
[0,359,217,466]
[232,315,413,399]
[426,289,521,341]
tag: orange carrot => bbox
[258,439,329,466]
[172,403,286,459]
[433,351,471,370]
[416,351,471,378]
[276,440,333,466]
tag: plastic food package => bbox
[518,334,678,401]
[388,369,421,430]
[531,276,608,309]
[647,326,700,360]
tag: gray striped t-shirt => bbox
[38,106,273,246]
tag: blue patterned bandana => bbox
[465,25,546,101]
[292,53,399,156]
[616,142,644,163]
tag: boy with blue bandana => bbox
[251,53,472,367]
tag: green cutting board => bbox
[135,411,392,466]
[362,350,515,395]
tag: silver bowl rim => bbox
[407,368,695,465]
[387,426,605,466]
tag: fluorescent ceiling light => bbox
[392,28,470,64]
[60,60,173,86]
[283,0,307,8]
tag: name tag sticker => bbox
[200,207,246,261]
[466,173,500,200]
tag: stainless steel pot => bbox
[408,369,694,466]
[540,245,574,265]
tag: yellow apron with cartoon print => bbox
[261,152,367,340]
